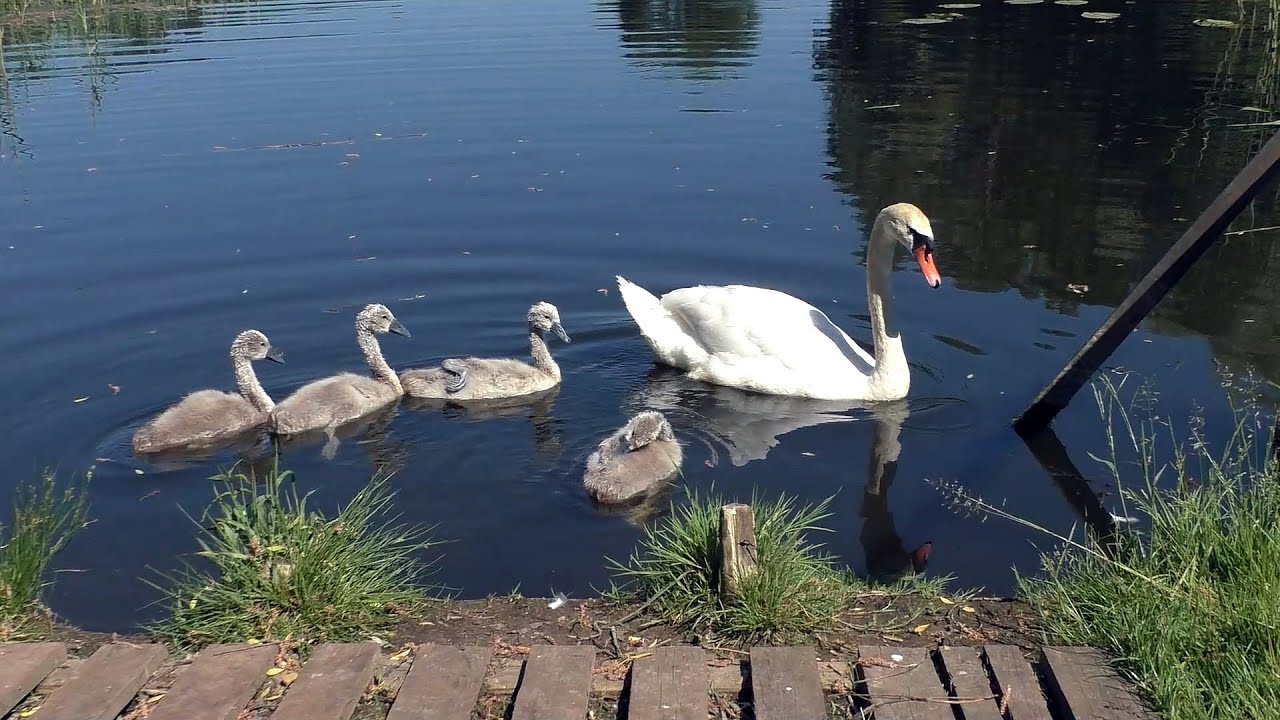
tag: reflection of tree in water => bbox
[599,0,760,80]
[812,0,1280,381]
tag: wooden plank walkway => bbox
[0,641,1158,720]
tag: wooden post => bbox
[718,503,758,601]
[1015,129,1280,433]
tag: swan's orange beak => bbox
[914,247,942,288]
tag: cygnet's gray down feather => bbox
[270,303,410,435]
[583,410,683,504]
[132,330,284,454]
[400,301,570,400]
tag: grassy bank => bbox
[1008,377,1279,720]
[149,463,442,651]
[608,489,956,644]
[0,469,88,640]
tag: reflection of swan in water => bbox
[402,385,564,468]
[270,402,409,474]
[625,367,860,466]
[587,478,677,528]
[124,426,273,473]
[859,399,932,583]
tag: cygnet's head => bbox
[528,301,570,343]
[357,303,411,337]
[877,202,941,289]
[622,410,674,451]
[231,329,285,364]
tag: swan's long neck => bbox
[232,355,274,412]
[359,329,403,394]
[865,222,910,395]
[529,327,560,380]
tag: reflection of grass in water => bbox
[0,0,219,48]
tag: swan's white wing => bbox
[660,285,875,377]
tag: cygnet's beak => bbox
[389,319,411,338]
[551,322,571,343]
[265,346,286,364]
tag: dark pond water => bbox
[2,0,1278,632]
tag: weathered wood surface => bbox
[718,503,759,600]
[937,647,1003,720]
[147,643,278,720]
[749,646,825,720]
[628,647,709,720]
[857,646,951,720]
[1041,646,1158,720]
[983,645,1053,720]
[509,645,596,720]
[0,641,1158,720]
[1015,128,1280,431]
[37,642,168,720]
[0,642,66,717]
[270,642,380,720]
[386,645,490,720]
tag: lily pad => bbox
[1005,0,1044,4]
[1082,11,1120,20]
[1193,18,1238,29]
[940,2,981,7]
[902,16,952,24]
[1055,0,1088,5]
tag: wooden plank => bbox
[147,643,278,720]
[628,646,709,720]
[1041,646,1157,720]
[1016,129,1280,431]
[386,645,490,720]
[38,642,168,720]
[857,646,951,720]
[509,645,595,720]
[271,642,380,720]
[0,642,66,717]
[982,646,1052,720]
[936,647,1002,720]
[749,647,825,720]
[481,657,850,698]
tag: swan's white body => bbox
[616,203,940,401]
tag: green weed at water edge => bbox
[148,460,445,651]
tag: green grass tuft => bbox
[149,462,442,650]
[0,469,89,640]
[609,488,942,643]
[1017,375,1280,720]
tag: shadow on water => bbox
[812,0,1280,380]
[595,0,760,80]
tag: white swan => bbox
[615,202,940,401]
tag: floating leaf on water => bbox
[1055,0,1088,4]
[1082,11,1120,19]
[1193,18,1238,28]
[902,16,951,24]
[939,3,980,8]
[1005,0,1044,5]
